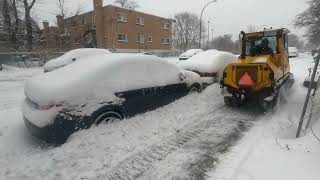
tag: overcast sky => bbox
[34,0,309,40]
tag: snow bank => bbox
[43,48,111,72]
[0,65,42,82]
[208,56,320,180]
[179,50,237,78]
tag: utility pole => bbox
[207,20,210,50]
[199,0,217,49]
[211,28,214,42]
[296,49,320,138]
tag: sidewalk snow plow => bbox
[220,28,294,110]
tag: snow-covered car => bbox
[289,47,299,58]
[179,49,204,60]
[43,48,112,72]
[23,54,202,143]
[179,50,237,86]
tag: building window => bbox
[118,33,128,42]
[147,36,152,43]
[162,38,171,44]
[161,23,171,30]
[136,35,144,43]
[136,17,144,25]
[117,14,127,22]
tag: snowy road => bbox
[0,56,311,180]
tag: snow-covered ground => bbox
[208,54,320,180]
[0,55,317,180]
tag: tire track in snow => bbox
[100,106,257,180]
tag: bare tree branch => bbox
[114,0,139,10]
[173,12,204,52]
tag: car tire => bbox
[189,84,201,94]
[94,111,124,125]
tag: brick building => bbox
[42,0,174,52]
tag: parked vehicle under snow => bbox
[23,53,202,143]
[289,47,299,58]
[179,50,237,86]
[43,48,112,72]
[179,49,203,60]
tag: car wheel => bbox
[95,111,124,125]
[189,84,201,94]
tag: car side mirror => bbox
[72,58,77,62]
[179,72,186,81]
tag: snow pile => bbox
[164,57,180,64]
[208,56,320,180]
[0,65,42,82]
[179,50,237,78]
[43,48,111,72]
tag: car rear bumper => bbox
[24,115,80,144]
[24,117,55,142]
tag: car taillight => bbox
[40,104,63,110]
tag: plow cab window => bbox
[245,36,278,56]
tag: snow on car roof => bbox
[25,53,181,106]
[181,49,203,56]
[179,50,237,74]
[43,48,112,71]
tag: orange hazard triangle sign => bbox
[238,72,254,86]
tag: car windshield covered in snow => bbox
[245,35,278,56]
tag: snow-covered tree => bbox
[114,0,139,10]
[288,34,304,50]
[173,12,204,52]
[294,0,320,46]
[21,0,37,51]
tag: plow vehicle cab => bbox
[221,28,294,109]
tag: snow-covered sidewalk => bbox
[208,56,320,180]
